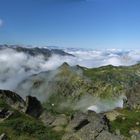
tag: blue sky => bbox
[0,0,140,49]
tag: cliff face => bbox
[0,90,25,111]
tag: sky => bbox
[0,0,140,49]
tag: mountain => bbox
[0,47,140,139]
[16,63,140,113]
[0,45,74,59]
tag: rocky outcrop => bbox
[104,109,122,121]
[40,111,69,132]
[0,108,13,122]
[0,133,8,140]
[96,130,122,140]
[0,90,25,111]
[25,96,43,118]
[62,111,122,140]
[40,111,55,126]
[124,82,140,109]
[130,130,140,140]
[51,114,68,132]
[0,90,43,118]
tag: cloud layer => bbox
[65,48,140,68]
[0,47,140,91]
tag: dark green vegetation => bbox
[0,99,63,140]
[110,108,140,137]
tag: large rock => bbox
[65,111,88,132]
[125,82,140,109]
[40,111,69,132]
[0,108,13,122]
[51,114,69,132]
[104,109,122,121]
[62,111,122,140]
[39,111,55,126]
[130,129,140,140]
[25,96,43,118]
[0,133,8,140]
[0,90,44,118]
[0,90,25,111]
[96,130,122,140]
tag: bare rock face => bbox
[0,133,8,140]
[51,114,68,132]
[25,96,43,118]
[104,109,121,121]
[0,90,25,111]
[125,82,140,109]
[96,130,122,140]
[130,129,140,140]
[39,111,55,126]
[62,111,122,140]
[65,111,88,132]
[0,90,43,118]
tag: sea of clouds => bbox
[65,48,140,67]
[0,47,140,113]
[0,47,140,91]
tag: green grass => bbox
[83,65,140,99]
[0,100,64,140]
[43,93,77,116]
[110,109,140,137]
[0,99,9,108]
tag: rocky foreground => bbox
[0,63,140,140]
[0,90,140,140]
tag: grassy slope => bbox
[110,108,140,137]
[83,64,140,98]
[0,99,63,140]
[42,64,140,115]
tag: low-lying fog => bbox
[0,47,140,90]
[0,47,138,113]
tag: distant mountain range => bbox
[0,44,74,59]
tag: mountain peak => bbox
[59,62,70,69]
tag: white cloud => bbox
[0,47,139,113]
[0,47,140,91]
[65,49,140,68]
[87,97,124,113]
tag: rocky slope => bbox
[16,63,140,112]
[0,62,140,139]
[0,90,63,140]
[0,89,140,140]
